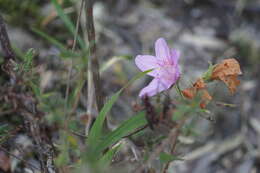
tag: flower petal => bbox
[155,38,171,61]
[157,65,180,87]
[170,49,180,67]
[139,78,168,98]
[135,55,160,77]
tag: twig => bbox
[143,96,158,130]
[0,15,15,60]
[64,0,84,115]
[73,0,93,136]
[86,67,95,135]
[85,0,104,112]
[162,121,183,173]
[70,129,88,138]
[0,14,17,81]
[84,0,108,135]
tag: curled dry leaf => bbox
[193,78,206,89]
[211,58,242,94]
[182,78,212,108]
[182,87,196,99]
[182,78,206,99]
[200,90,212,109]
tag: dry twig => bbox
[85,0,104,112]
[63,0,85,134]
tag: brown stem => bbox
[0,15,15,60]
[162,122,183,173]
[85,0,104,112]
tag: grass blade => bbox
[87,90,121,148]
[51,0,85,49]
[87,70,152,153]
[32,27,66,50]
[98,144,121,168]
[32,28,79,58]
[159,152,184,164]
[96,111,146,153]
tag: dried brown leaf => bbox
[182,87,196,99]
[182,78,212,108]
[193,78,206,90]
[211,58,242,94]
[200,90,212,109]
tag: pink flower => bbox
[135,38,180,98]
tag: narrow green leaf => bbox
[70,77,85,106]
[32,28,66,50]
[98,144,121,168]
[174,81,184,99]
[122,69,153,90]
[87,70,152,153]
[31,28,80,58]
[87,90,121,148]
[159,152,184,164]
[100,55,132,73]
[96,111,146,153]
[100,56,123,73]
[51,0,85,49]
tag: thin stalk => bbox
[0,15,15,60]
[85,0,104,112]
[64,0,84,115]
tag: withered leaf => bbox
[182,87,196,99]
[201,90,212,101]
[182,78,212,109]
[193,78,206,90]
[182,78,207,99]
[200,90,212,109]
[211,58,242,94]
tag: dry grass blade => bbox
[64,0,84,115]
[85,0,104,112]
[0,15,15,60]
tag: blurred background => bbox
[0,0,260,172]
